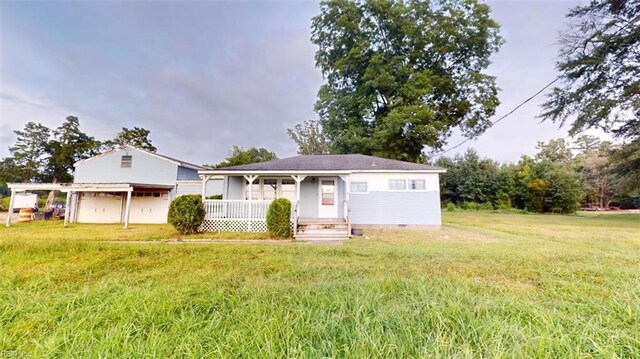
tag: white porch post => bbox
[201,175,212,200]
[243,175,258,231]
[123,189,133,229]
[63,191,72,227]
[5,190,16,227]
[290,175,307,237]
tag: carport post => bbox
[63,191,72,227]
[123,189,133,229]
[5,190,16,227]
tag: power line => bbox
[430,75,562,159]
[430,11,640,160]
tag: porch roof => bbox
[200,154,445,175]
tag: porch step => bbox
[295,218,350,240]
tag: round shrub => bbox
[266,198,291,239]
[167,195,205,235]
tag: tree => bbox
[311,0,503,162]
[102,127,157,152]
[287,120,330,155]
[8,122,51,182]
[215,146,278,168]
[541,0,640,139]
[535,138,574,164]
[44,116,101,182]
[609,139,640,197]
[572,134,601,155]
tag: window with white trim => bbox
[408,179,426,190]
[388,179,406,190]
[350,181,367,193]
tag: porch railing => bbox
[202,200,298,233]
[203,200,272,220]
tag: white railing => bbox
[203,200,272,220]
[292,201,299,237]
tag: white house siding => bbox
[74,148,177,185]
[175,179,223,197]
[348,172,442,226]
[223,176,244,200]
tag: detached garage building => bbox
[6,146,222,227]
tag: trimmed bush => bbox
[167,195,205,235]
[266,198,291,239]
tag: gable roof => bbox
[75,145,207,170]
[202,154,445,173]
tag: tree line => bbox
[436,136,639,213]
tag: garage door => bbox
[128,191,170,224]
[77,192,123,223]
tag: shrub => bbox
[446,202,456,212]
[480,201,494,210]
[461,201,481,211]
[266,198,291,239]
[205,194,223,200]
[167,195,205,234]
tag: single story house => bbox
[6,146,222,227]
[199,154,446,239]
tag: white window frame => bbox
[350,181,368,193]
[408,179,426,191]
[388,179,407,191]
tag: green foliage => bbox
[438,139,593,214]
[44,116,101,182]
[102,127,157,152]
[446,202,456,212]
[287,120,330,155]
[311,0,503,161]
[541,0,640,140]
[266,198,291,239]
[215,146,278,168]
[7,122,51,182]
[167,195,205,235]
[205,194,223,200]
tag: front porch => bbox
[200,172,352,238]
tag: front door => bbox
[318,177,338,218]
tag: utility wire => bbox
[430,12,640,160]
[430,75,562,159]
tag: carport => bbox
[6,183,174,228]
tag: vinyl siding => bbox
[177,166,200,180]
[349,191,441,225]
[347,172,441,225]
[74,148,177,185]
[224,176,244,200]
[176,179,223,197]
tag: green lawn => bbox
[1,212,639,357]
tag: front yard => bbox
[1,212,639,357]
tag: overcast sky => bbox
[1,0,602,165]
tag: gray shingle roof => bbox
[213,154,444,172]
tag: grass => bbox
[1,212,639,357]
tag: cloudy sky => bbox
[1,0,600,165]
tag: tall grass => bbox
[1,212,639,357]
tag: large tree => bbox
[215,146,278,168]
[287,120,330,155]
[102,127,157,152]
[44,116,101,182]
[311,0,503,162]
[8,122,51,182]
[541,0,640,139]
